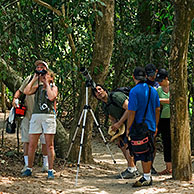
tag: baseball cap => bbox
[133,66,146,81]
[34,60,48,69]
[145,64,156,77]
[155,69,168,82]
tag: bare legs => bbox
[44,134,55,170]
[28,134,40,168]
[28,134,54,170]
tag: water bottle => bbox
[15,99,19,107]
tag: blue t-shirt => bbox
[128,83,160,132]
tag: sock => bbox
[43,155,48,167]
[27,167,32,172]
[128,166,137,173]
[24,156,28,166]
[144,173,151,181]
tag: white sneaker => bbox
[41,166,49,173]
[21,165,28,173]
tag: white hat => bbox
[34,60,48,69]
[108,124,125,142]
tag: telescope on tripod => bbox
[80,67,96,89]
[65,67,123,186]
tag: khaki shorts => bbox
[21,117,46,144]
[29,114,56,134]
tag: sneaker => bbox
[41,166,49,173]
[21,165,28,173]
[116,168,140,179]
[151,166,157,175]
[21,169,32,177]
[47,170,54,180]
[158,168,172,175]
[132,176,152,187]
[134,169,141,177]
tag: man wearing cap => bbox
[126,66,160,187]
[12,60,49,173]
[145,63,159,175]
[145,64,159,89]
[92,84,139,179]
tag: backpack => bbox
[6,108,16,134]
[129,122,154,155]
[112,86,131,96]
[129,85,154,155]
[109,86,131,108]
[15,75,33,117]
[6,118,16,134]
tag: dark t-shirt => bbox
[146,78,159,89]
[33,85,54,114]
[102,92,128,120]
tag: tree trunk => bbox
[1,82,6,112]
[137,0,151,34]
[69,0,114,163]
[54,119,69,158]
[112,1,128,88]
[188,57,194,154]
[0,57,23,93]
[169,1,194,181]
[0,57,69,158]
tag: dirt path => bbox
[0,112,194,194]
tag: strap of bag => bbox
[142,85,151,122]
[20,75,33,105]
[109,92,121,108]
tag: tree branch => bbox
[2,22,16,34]
[0,57,23,92]
[4,0,20,9]
[33,0,78,66]
[33,0,62,17]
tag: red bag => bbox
[15,104,27,117]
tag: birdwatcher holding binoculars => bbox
[21,60,58,180]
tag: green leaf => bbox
[13,40,17,47]
[97,0,106,7]
[97,10,103,17]
[66,27,73,34]
[27,21,30,26]
[161,24,166,31]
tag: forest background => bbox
[1,0,194,182]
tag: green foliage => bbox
[1,0,194,129]
[108,0,174,89]
[0,0,103,125]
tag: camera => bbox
[35,69,47,76]
[80,67,96,89]
[39,103,48,111]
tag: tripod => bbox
[65,82,123,186]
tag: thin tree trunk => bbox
[137,0,151,34]
[1,82,6,113]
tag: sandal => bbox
[158,169,172,175]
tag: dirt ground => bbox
[0,112,194,194]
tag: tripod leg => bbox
[75,108,88,186]
[89,109,124,179]
[64,109,85,164]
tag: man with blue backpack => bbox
[92,84,139,179]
